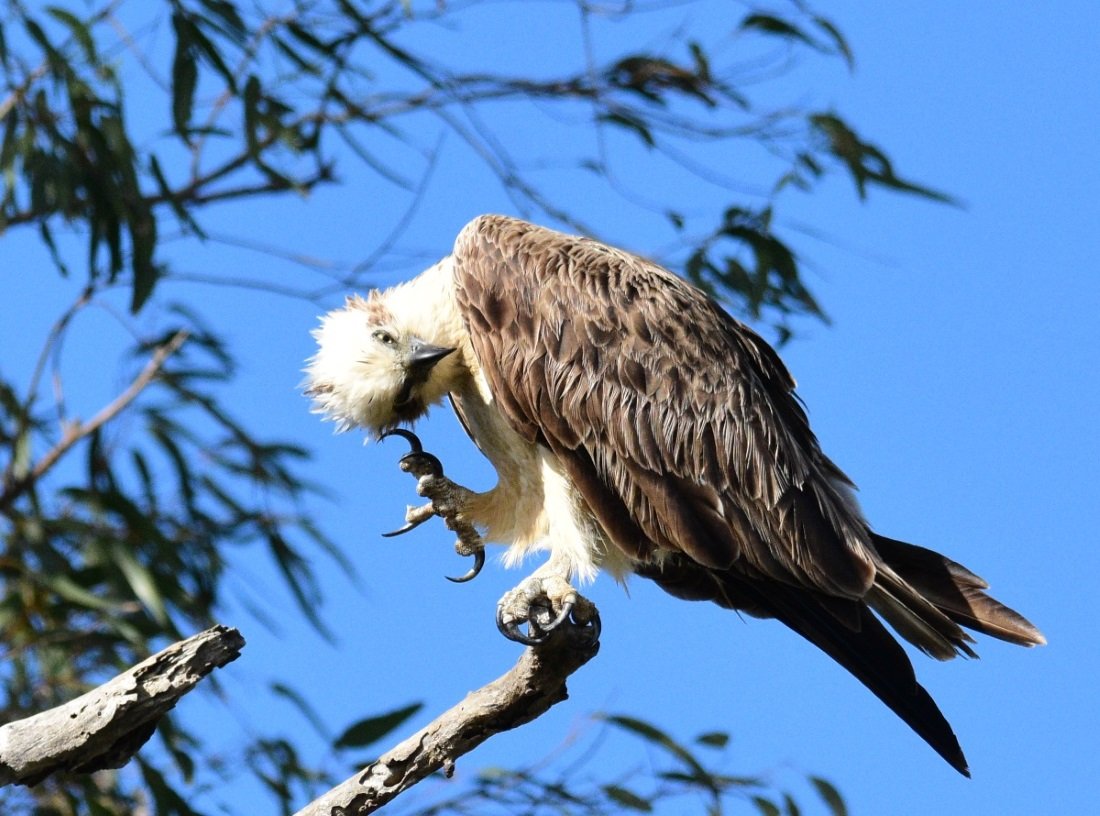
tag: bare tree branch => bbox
[0,329,189,512]
[0,625,245,788]
[293,627,600,816]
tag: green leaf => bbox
[46,7,96,64]
[198,0,247,43]
[150,154,206,238]
[23,18,65,75]
[752,796,782,816]
[187,13,237,91]
[602,715,711,781]
[598,112,656,148]
[39,221,70,276]
[810,112,957,204]
[741,11,855,71]
[0,103,17,174]
[286,22,334,55]
[125,185,160,313]
[170,13,199,139]
[688,41,710,81]
[110,540,171,627]
[243,73,262,154]
[271,682,333,741]
[334,703,423,749]
[11,424,31,480]
[695,731,730,748]
[44,573,118,613]
[810,776,848,816]
[149,418,198,513]
[740,13,816,49]
[271,35,320,75]
[130,449,157,509]
[266,529,333,639]
[813,16,855,70]
[603,784,653,812]
[137,757,203,816]
[129,257,160,314]
[712,773,764,787]
[156,716,197,782]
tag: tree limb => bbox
[0,625,245,788]
[0,329,188,513]
[293,627,600,816]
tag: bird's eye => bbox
[372,329,397,347]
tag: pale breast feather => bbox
[451,214,876,598]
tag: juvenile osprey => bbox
[306,215,1043,776]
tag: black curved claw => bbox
[578,606,601,644]
[380,428,440,537]
[381,519,427,538]
[445,547,485,583]
[379,427,423,452]
[380,429,444,476]
[497,605,546,646]
[496,600,602,647]
[541,598,576,634]
[399,450,443,477]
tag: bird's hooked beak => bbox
[393,338,456,412]
[406,339,456,373]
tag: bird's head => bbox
[304,292,458,436]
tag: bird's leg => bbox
[496,556,601,646]
[381,429,485,582]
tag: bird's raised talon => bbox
[380,429,440,536]
[445,547,485,583]
[399,450,443,478]
[381,519,424,538]
[380,427,485,581]
[380,427,423,452]
[382,428,445,478]
[381,497,436,538]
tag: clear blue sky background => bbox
[3,2,1098,814]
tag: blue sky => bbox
[4,2,1098,814]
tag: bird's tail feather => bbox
[870,533,1046,649]
[726,576,972,777]
[637,539,1044,777]
[867,568,978,661]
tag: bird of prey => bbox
[305,214,1043,776]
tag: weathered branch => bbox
[293,627,600,816]
[0,625,245,788]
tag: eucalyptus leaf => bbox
[334,703,424,750]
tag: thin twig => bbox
[0,329,189,512]
[348,130,446,279]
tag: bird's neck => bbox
[385,256,477,403]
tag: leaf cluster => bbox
[1,0,948,328]
[399,714,847,816]
[0,312,343,813]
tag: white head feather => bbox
[304,273,462,435]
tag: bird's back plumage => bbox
[450,214,1043,775]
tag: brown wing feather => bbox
[451,215,1043,775]
[452,214,876,597]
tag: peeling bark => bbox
[294,627,599,816]
[0,625,245,787]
